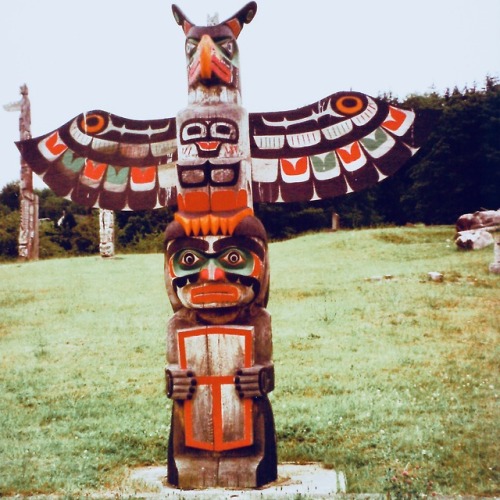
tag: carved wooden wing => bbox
[249,91,421,203]
[16,110,178,211]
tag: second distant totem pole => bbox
[99,209,115,258]
[4,84,39,260]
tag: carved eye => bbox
[185,39,198,57]
[220,249,246,267]
[210,121,236,140]
[219,39,235,57]
[79,112,107,134]
[334,95,365,115]
[172,248,208,276]
[180,250,202,267]
[181,122,208,142]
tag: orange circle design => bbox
[336,96,364,115]
[80,113,106,134]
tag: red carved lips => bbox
[189,283,240,304]
[197,141,220,153]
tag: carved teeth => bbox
[174,209,254,237]
[210,214,220,235]
[220,217,229,235]
[174,213,191,235]
[191,218,201,236]
[200,215,211,236]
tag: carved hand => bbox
[165,368,197,400]
[235,364,274,398]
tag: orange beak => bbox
[199,35,213,80]
[188,34,233,86]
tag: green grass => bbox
[0,226,498,496]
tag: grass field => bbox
[0,225,498,497]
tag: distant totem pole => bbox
[489,233,500,274]
[16,2,429,491]
[4,84,39,260]
[99,209,115,258]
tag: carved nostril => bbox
[213,267,226,281]
[199,262,226,281]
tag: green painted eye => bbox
[180,251,200,266]
[173,249,206,275]
[222,250,244,266]
[218,248,253,273]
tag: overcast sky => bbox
[1,0,499,189]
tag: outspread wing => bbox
[16,110,178,210]
[249,91,421,203]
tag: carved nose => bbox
[199,261,226,281]
[199,35,214,80]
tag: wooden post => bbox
[165,4,276,488]
[489,232,500,274]
[99,209,115,258]
[331,212,340,231]
[4,84,39,260]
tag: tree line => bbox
[1,77,499,260]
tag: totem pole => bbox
[15,2,430,490]
[99,209,115,258]
[489,233,500,274]
[163,6,277,487]
[4,84,39,260]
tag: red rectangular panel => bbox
[178,325,254,451]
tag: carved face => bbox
[164,216,269,313]
[185,30,240,88]
[174,73,253,237]
[166,234,265,310]
[172,2,257,90]
[180,118,239,157]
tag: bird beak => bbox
[199,35,213,80]
[188,34,233,87]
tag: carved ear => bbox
[172,4,194,35]
[223,1,257,38]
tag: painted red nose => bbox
[200,264,226,281]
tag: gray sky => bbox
[1,0,499,190]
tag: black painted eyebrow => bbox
[213,237,265,260]
[167,237,209,256]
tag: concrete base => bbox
[128,463,346,498]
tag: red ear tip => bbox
[225,19,242,38]
[223,2,258,38]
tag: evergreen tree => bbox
[401,78,500,223]
[0,182,20,212]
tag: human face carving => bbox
[166,235,265,310]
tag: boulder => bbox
[456,209,500,231]
[455,209,499,250]
[455,229,494,250]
